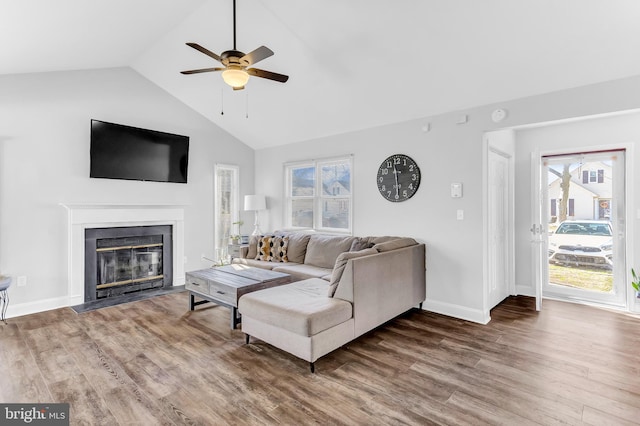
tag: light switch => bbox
[451,183,462,198]
[457,209,464,220]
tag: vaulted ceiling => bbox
[4,0,640,149]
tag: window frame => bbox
[284,155,353,234]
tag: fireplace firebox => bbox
[84,226,173,302]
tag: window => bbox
[214,164,239,258]
[285,156,352,233]
[583,169,605,183]
[551,198,574,218]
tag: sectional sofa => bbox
[234,232,426,372]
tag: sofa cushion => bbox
[256,235,289,262]
[279,232,311,264]
[304,235,357,269]
[238,278,353,337]
[373,237,418,253]
[328,248,378,297]
[232,258,287,270]
[273,264,333,281]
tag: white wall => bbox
[255,75,640,322]
[0,67,254,315]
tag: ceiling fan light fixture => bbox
[222,68,250,88]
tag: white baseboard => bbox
[5,279,186,320]
[422,299,490,324]
[5,296,71,320]
[515,285,535,297]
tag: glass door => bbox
[214,164,239,265]
[542,150,626,307]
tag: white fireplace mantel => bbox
[61,203,186,306]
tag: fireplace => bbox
[84,226,173,302]
[61,204,185,307]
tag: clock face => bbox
[377,154,421,202]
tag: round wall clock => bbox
[377,154,421,202]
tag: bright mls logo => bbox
[1,404,69,425]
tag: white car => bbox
[548,220,613,269]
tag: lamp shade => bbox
[244,194,266,211]
[222,68,250,88]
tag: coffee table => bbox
[186,265,291,329]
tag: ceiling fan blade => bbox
[247,68,289,83]
[186,42,222,63]
[240,46,274,66]
[180,67,224,75]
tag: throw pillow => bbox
[246,234,260,259]
[349,238,374,252]
[373,237,418,253]
[256,235,289,262]
[328,248,378,297]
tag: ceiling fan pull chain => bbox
[220,87,224,115]
[246,92,249,119]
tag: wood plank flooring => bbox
[1,293,639,425]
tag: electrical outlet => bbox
[457,209,464,220]
[17,276,27,287]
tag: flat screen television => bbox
[90,119,189,183]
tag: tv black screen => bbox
[90,120,189,183]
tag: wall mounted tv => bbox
[90,119,189,183]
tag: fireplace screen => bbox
[96,235,164,298]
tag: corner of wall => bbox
[422,299,491,324]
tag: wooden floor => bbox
[1,294,639,425]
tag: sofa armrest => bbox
[240,245,250,258]
[334,243,426,337]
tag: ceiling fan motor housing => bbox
[221,50,249,67]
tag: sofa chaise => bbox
[235,232,426,372]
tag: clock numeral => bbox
[387,191,392,198]
[378,176,384,183]
[408,183,414,190]
[386,161,392,168]
[412,174,418,181]
[409,165,414,172]
[381,185,386,191]
[402,190,408,198]
[381,168,389,175]
[394,157,401,165]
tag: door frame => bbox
[531,144,635,310]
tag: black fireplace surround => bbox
[84,225,173,302]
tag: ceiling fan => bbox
[180,0,289,90]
